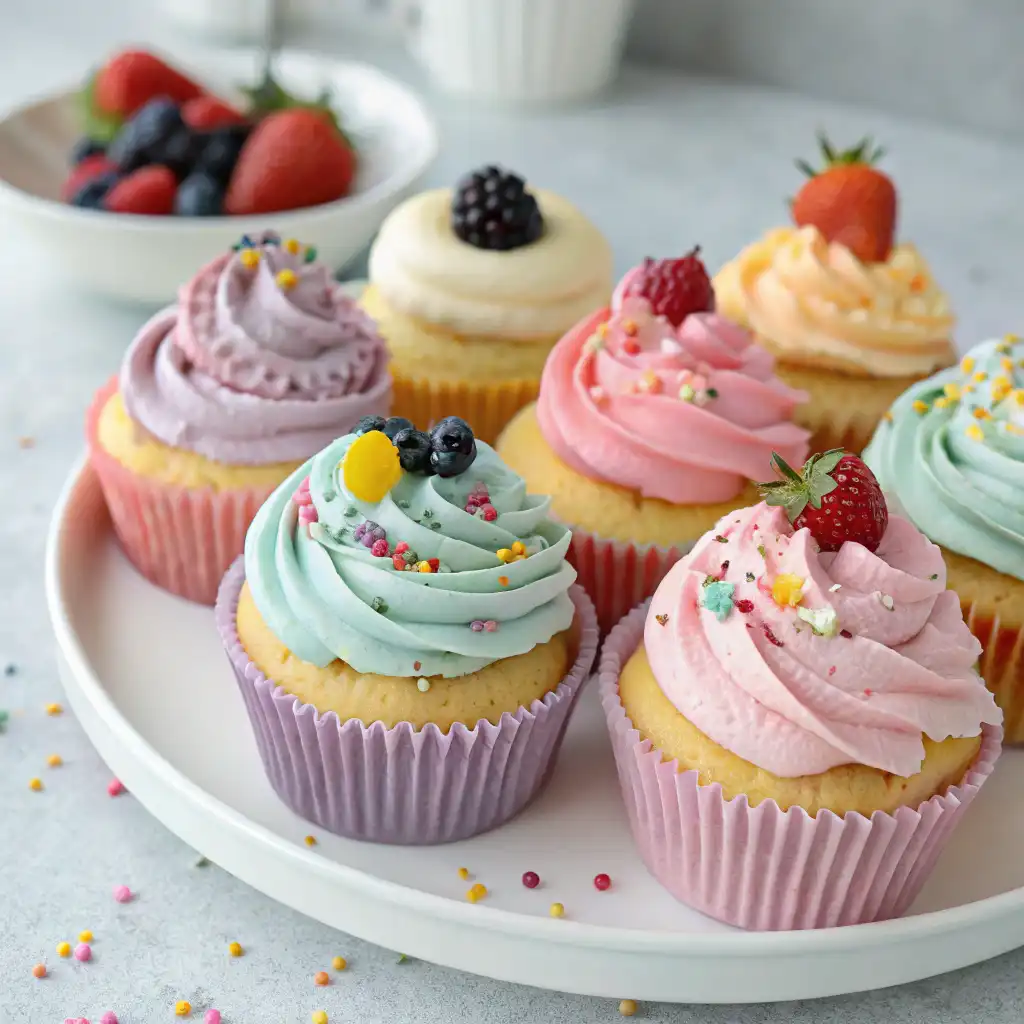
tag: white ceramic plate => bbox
[46,459,1024,1004]
[0,50,437,304]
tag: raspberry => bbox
[619,248,715,327]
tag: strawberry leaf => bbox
[79,72,123,145]
[770,452,803,483]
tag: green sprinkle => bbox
[745,572,755,582]
[714,535,728,543]
[757,544,767,558]
[397,499,411,509]
[322,488,335,502]
[430,521,442,530]
[797,605,839,637]
[929,573,939,580]
[422,509,433,519]
[397,954,409,964]
[705,387,719,399]
[344,506,358,518]
[700,581,736,621]
[304,245,318,264]
[193,855,210,868]
[371,597,389,614]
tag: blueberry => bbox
[383,416,415,440]
[392,428,434,474]
[70,137,106,166]
[155,127,204,181]
[354,415,387,435]
[429,417,476,476]
[71,171,119,209]
[174,172,223,216]
[108,98,183,173]
[430,448,476,478]
[195,124,252,186]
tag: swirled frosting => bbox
[244,435,577,678]
[713,226,955,378]
[645,502,1000,777]
[120,239,391,466]
[864,336,1024,581]
[535,293,811,504]
[368,187,613,339]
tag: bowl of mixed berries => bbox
[0,47,437,303]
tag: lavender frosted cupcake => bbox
[87,233,391,604]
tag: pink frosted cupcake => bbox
[599,457,1002,929]
[498,252,811,632]
[87,233,391,604]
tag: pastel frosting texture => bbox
[645,502,1000,778]
[368,187,613,339]
[121,240,390,466]
[864,336,1024,581]
[244,435,577,678]
[535,293,810,504]
[713,226,955,378]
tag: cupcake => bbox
[497,250,811,632]
[87,233,391,605]
[600,449,1002,930]
[360,164,612,444]
[714,135,955,453]
[215,414,598,844]
[864,334,1024,742]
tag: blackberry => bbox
[392,428,434,475]
[383,416,415,440]
[451,165,543,252]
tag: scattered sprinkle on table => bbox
[45,702,63,716]
[47,754,63,767]
[101,1013,119,1024]
[619,999,638,1016]
[593,873,612,892]
[112,885,133,903]
[18,436,35,449]
[78,930,93,943]
[74,943,92,961]
[304,835,317,847]
[312,1012,328,1024]
[56,942,71,957]
[0,709,8,731]
[107,779,125,797]
[3,663,15,676]
[28,777,43,791]
[332,956,347,971]
[521,871,540,889]
[203,1012,221,1024]
[457,867,469,880]
[228,941,243,957]
[193,856,210,868]
[314,970,330,986]
[175,1000,191,1017]
[549,902,565,918]
[32,963,46,978]
[465,883,488,903]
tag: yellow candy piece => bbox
[342,431,401,503]
[240,249,260,270]
[511,541,526,556]
[276,269,298,291]
[284,238,301,254]
[771,574,805,608]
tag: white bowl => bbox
[0,49,438,304]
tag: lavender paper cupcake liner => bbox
[216,558,599,844]
[600,602,1003,930]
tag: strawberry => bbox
[182,96,247,130]
[93,50,205,120]
[104,165,177,215]
[791,134,897,264]
[617,247,715,327]
[759,449,888,553]
[61,154,116,201]
[225,109,356,216]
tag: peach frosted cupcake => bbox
[714,135,955,453]
[498,251,810,631]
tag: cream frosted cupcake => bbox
[361,164,612,443]
[714,135,955,453]
[87,233,390,604]
[216,414,598,843]
[600,456,1002,929]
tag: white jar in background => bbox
[158,0,298,44]
[405,0,637,105]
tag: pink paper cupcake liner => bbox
[567,526,692,635]
[87,378,279,606]
[599,602,1003,931]
[215,558,600,844]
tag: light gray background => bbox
[3,1,1024,1022]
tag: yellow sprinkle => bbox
[973,407,992,420]
[78,930,93,943]
[1001,357,1014,374]
[466,883,488,903]
[332,956,347,971]
[911,399,929,415]
[596,322,609,339]
[1005,423,1024,436]
[1005,333,1020,346]
[511,541,526,556]
[943,382,961,400]
[276,268,298,291]
[966,424,985,441]
[973,371,988,383]
[882,410,893,423]
[56,942,71,957]
[47,754,62,768]
[1018,359,1024,369]
[619,1000,639,1017]
[417,561,432,573]
[304,835,317,847]
[960,356,975,374]
[239,248,260,269]
[28,777,43,792]
[933,396,951,409]
[964,384,975,394]
[992,385,1012,404]
[622,319,638,336]
[549,902,565,918]
[284,238,301,254]
[496,548,513,563]
[175,1001,191,1017]
[771,574,805,608]
[312,1012,328,1024]
[228,941,243,957]
[1014,390,1024,406]
[457,867,470,880]
[993,374,1012,389]
[45,703,62,716]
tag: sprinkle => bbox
[304,835,317,847]
[960,356,975,374]
[112,885,132,903]
[745,572,755,582]
[332,956,347,971]
[734,599,754,614]
[46,702,63,716]
[944,382,962,400]
[757,544,767,559]
[457,867,470,880]
[713,534,728,544]
[966,423,985,441]
[102,1015,120,1024]
[193,856,210,868]
[700,581,736,621]
[654,613,668,626]
[636,369,662,394]
[1004,333,1020,346]
[499,575,509,586]
[882,411,893,423]
[466,883,488,903]
[107,779,125,797]
[771,574,805,608]
[283,238,301,254]
[796,605,839,636]
[228,942,243,957]
[973,370,988,383]
[32,963,46,978]
[175,1002,192,1017]
[908,274,925,293]
[79,930,93,943]
[622,318,638,336]
[973,407,992,420]
[878,593,895,611]
[829,583,842,592]
[593,873,612,891]
[47,754,62,767]
[911,399,929,415]
[549,902,565,918]
[4,663,15,676]
[588,385,606,402]
[413,661,421,671]
[397,954,409,964]
[930,573,939,580]
[57,942,71,957]
[312,1013,328,1024]
[934,396,951,409]
[28,777,43,791]
[619,1000,639,1017]
[314,971,330,986]
[678,382,696,403]
[864,688,873,697]
[761,623,784,648]
[1015,390,1024,406]
[840,629,853,639]
[965,384,975,393]
[522,871,540,888]
[239,248,260,269]
[371,596,389,614]
[305,246,318,264]
[276,268,299,291]
[416,678,431,693]
[828,666,836,676]
[74,943,91,961]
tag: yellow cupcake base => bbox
[619,644,981,816]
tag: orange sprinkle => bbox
[314,971,330,986]
[973,407,992,420]
[457,867,470,880]
[619,1000,638,1017]
[498,576,509,586]
[622,319,638,336]
[45,703,63,716]
[32,964,46,979]
[909,274,925,292]
[47,754,62,768]
[911,399,929,415]
[304,835,317,847]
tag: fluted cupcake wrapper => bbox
[599,602,1003,931]
[391,370,539,446]
[87,378,277,606]
[215,558,599,844]
[567,526,692,635]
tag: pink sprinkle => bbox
[483,620,498,632]
[470,620,484,632]
[74,943,91,961]
[204,1012,222,1024]
[113,885,133,903]
[395,541,409,554]
[101,1013,118,1024]
[864,688,873,697]
[371,538,389,557]
[828,666,836,676]
[589,386,606,402]
[481,505,497,522]
[107,779,125,797]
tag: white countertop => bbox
[3,1,1024,1022]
